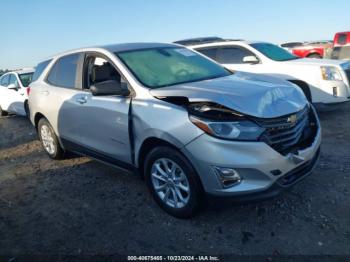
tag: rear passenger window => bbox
[337,34,347,45]
[47,54,80,88]
[32,59,52,82]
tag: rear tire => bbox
[38,118,65,159]
[0,106,8,117]
[24,101,30,118]
[144,146,204,218]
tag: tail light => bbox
[26,87,31,96]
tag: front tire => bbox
[38,118,65,159]
[144,146,204,218]
[0,106,8,117]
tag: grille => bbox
[256,106,315,155]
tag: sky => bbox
[0,0,349,69]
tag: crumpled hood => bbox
[150,72,308,118]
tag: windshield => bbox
[116,47,231,88]
[19,73,33,87]
[250,43,299,61]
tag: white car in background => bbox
[177,38,350,109]
[0,69,34,116]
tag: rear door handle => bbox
[76,97,87,104]
[40,90,49,96]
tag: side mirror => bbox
[90,80,130,96]
[243,56,259,64]
[8,83,19,91]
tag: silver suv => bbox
[29,43,321,218]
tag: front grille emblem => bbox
[287,114,297,125]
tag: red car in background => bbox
[331,31,350,60]
[333,32,350,47]
[281,41,333,58]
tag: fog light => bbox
[333,86,338,97]
[214,167,241,187]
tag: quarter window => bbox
[47,54,80,88]
[32,59,52,82]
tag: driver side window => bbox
[9,74,19,88]
[84,56,122,90]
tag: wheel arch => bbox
[306,52,322,58]
[35,113,66,152]
[287,79,312,102]
[34,112,46,130]
[137,137,179,179]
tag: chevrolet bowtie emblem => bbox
[287,114,297,124]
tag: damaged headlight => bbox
[188,103,265,141]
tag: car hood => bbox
[286,58,350,68]
[150,72,307,118]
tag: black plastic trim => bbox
[61,138,136,173]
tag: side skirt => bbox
[61,138,138,174]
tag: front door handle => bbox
[76,97,87,104]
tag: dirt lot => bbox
[0,104,350,256]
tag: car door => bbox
[7,74,26,115]
[45,53,87,145]
[58,52,132,164]
[0,74,11,111]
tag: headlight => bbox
[189,115,265,140]
[321,66,343,81]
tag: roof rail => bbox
[174,37,243,46]
[174,37,224,46]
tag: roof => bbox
[187,40,262,49]
[102,42,178,53]
[3,68,34,75]
[174,37,244,46]
[174,37,224,46]
[46,42,181,61]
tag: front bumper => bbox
[313,99,350,111]
[181,119,322,198]
[218,148,320,202]
[312,80,350,107]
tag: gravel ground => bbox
[0,104,350,256]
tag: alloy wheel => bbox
[151,158,190,209]
[40,125,56,155]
